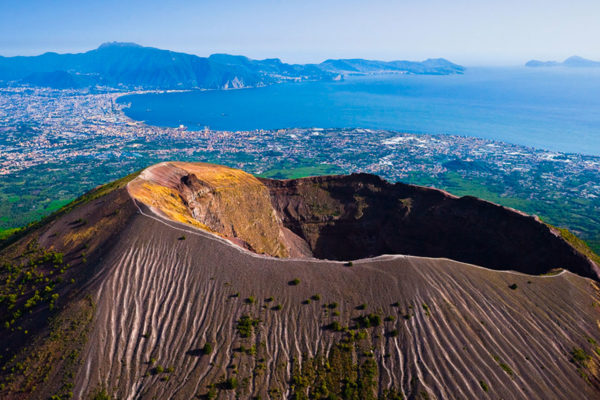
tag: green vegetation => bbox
[289,278,301,286]
[571,347,591,365]
[219,377,238,390]
[91,388,111,400]
[381,388,404,400]
[236,344,257,356]
[344,261,354,267]
[492,355,514,377]
[236,315,260,338]
[499,363,514,376]
[153,365,165,374]
[0,169,141,250]
[0,242,74,332]
[552,226,600,266]
[324,321,344,332]
[290,335,378,400]
[356,304,367,310]
[0,228,19,241]
[479,380,489,392]
[508,283,518,290]
[202,343,213,355]
[354,313,382,329]
[0,296,95,397]
[422,303,431,317]
[311,294,321,301]
[244,296,256,304]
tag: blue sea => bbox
[118,67,600,156]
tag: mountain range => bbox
[525,55,600,68]
[0,42,465,90]
[1,162,599,399]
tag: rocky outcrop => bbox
[127,162,289,257]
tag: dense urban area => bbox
[1,87,599,252]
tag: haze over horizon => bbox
[1,0,599,66]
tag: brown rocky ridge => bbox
[0,161,599,400]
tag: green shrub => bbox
[91,388,111,400]
[236,315,260,338]
[220,377,238,390]
[422,303,430,317]
[479,380,489,392]
[586,337,597,345]
[499,363,513,376]
[153,365,164,374]
[289,278,301,286]
[571,347,591,365]
[206,386,217,399]
[354,313,381,328]
[203,342,213,355]
[325,321,343,331]
[311,294,321,301]
[508,283,518,290]
[492,355,514,377]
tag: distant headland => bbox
[526,55,600,68]
[0,42,464,90]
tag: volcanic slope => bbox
[0,162,599,400]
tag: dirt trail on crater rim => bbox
[0,161,599,400]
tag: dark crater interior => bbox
[262,174,598,279]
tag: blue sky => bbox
[1,0,598,65]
